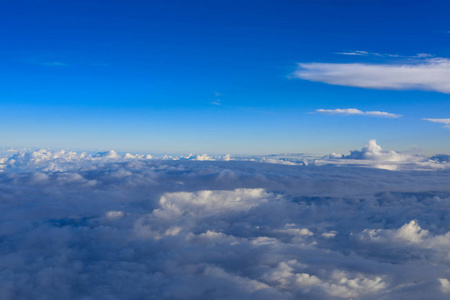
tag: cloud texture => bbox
[1,145,450,299]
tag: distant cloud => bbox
[336,51,400,58]
[337,50,371,56]
[293,57,450,94]
[316,108,401,118]
[212,91,222,105]
[336,51,431,58]
[36,61,68,67]
[423,118,450,128]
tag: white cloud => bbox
[316,108,401,118]
[336,51,431,58]
[337,50,370,56]
[293,58,450,94]
[318,139,429,170]
[323,272,386,299]
[423,118,450,129]
[439,278,450,293]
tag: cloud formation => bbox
[293,58,450,93]
[316,108,400,118]
[336,51,432,58]
[423,118,450,128]
[0,144,450,299]
[319,140,450,171]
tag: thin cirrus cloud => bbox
[423,118,450,128]
[336,51,432,58]
[336,50,400,58]
[293,57,450,94]
[316,108,401,118]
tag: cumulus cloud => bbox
[0,145,450,299]
[293,57,450,94]
[423,118,450,129]
[316,108,401,118]
[318,140,427,170]
[317,139,450,171]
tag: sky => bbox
[1,0,449,155]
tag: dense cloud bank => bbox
[1,140,449,172]
[1,145,450,299]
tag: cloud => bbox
[318,140,450,171]
[38,61,68,67]
[316,140,430,170]
[336,50,371,56]
[423,118,450,129]
[316,108,401,118]
[1,146,450,298]
[293,58,450,94]
[336,51,431,58]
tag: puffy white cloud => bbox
[293,58,450,94]
[317,140,417,170]
[322,272,386,299]
[316,140,450,171]
[316,108,401,118]
[439,278,450,293]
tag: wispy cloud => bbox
[316,108,401,118]
[293,57,450,94]
[337,50,371,56]
[423,118,450,128]
[36,61,68,67]
[336,51,431,58]
[211,91,222,105]
[336,51,401,58]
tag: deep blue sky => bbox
[1,0,449,154]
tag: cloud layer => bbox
[0,145,450,299]
[293,58,450,93]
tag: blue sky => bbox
[1,0,449,154]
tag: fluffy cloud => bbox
[316,108,400,118]
[0,145,450,299]
[318,140,450,170]
[293,58,450,93]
